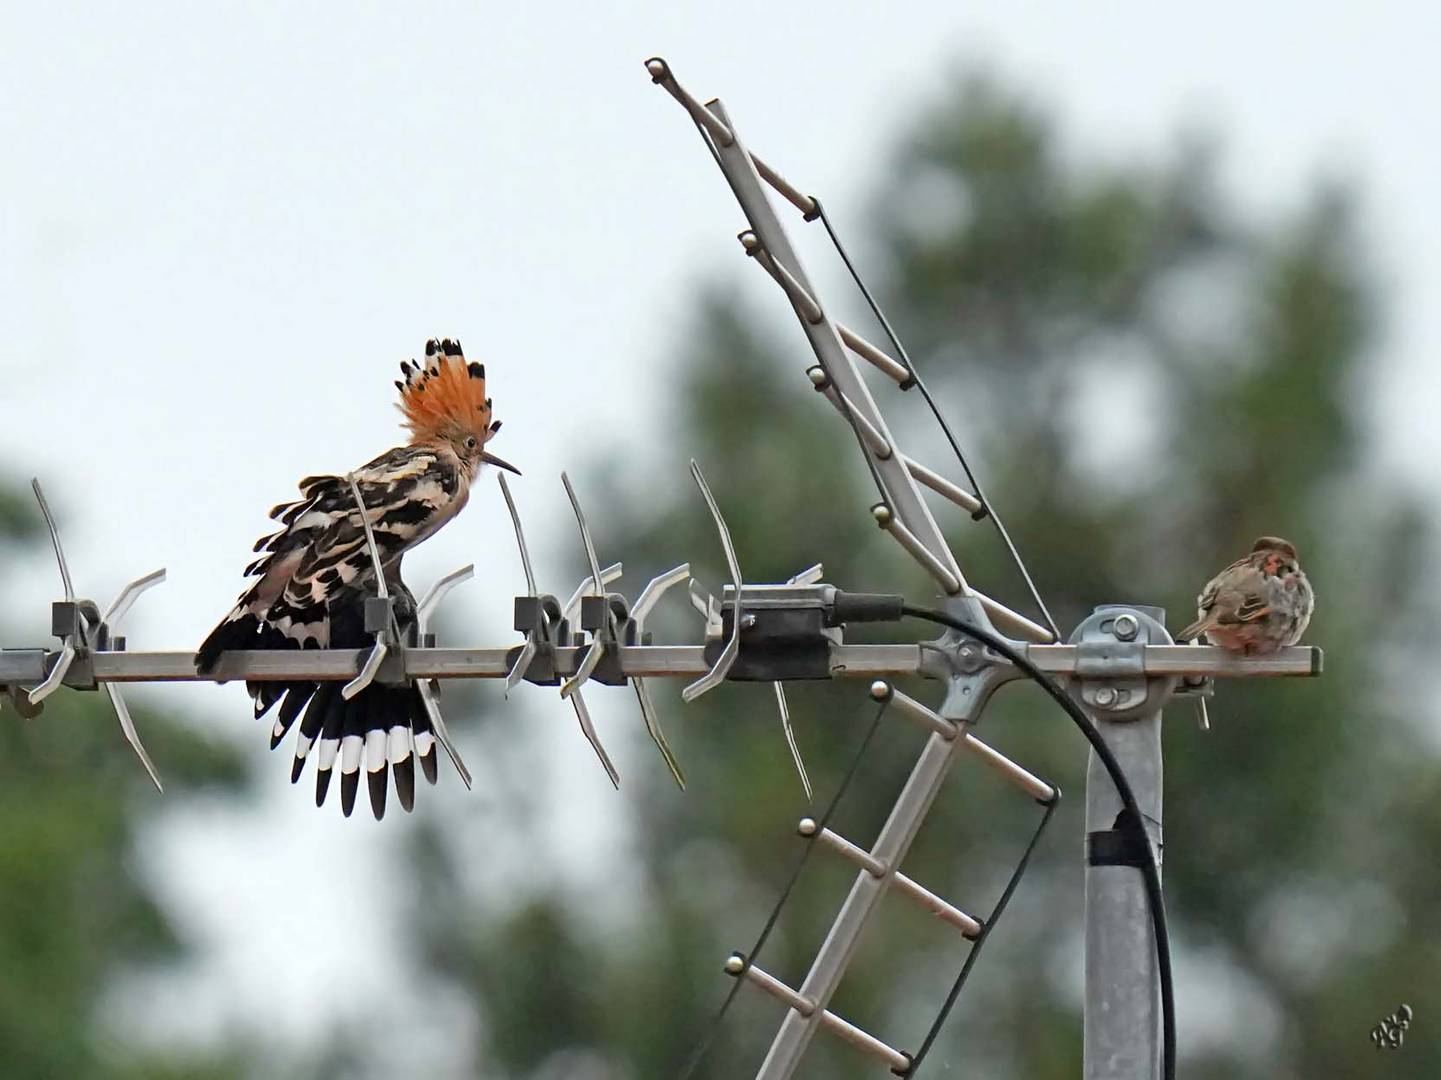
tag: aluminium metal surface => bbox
[0,643,1321,686]
[1085,707,1164,1079]
[1073,605,1172,1080]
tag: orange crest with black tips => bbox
[395,338,499,445]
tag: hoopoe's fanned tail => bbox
[195,588,446,820]
[258,674,438,820]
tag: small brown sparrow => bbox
[1177,537,1314,655]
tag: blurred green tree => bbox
[412,73,1438,1078]
[0,483,251,1080]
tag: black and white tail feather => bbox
[196,338,511,819]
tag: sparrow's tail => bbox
[1175,613,1216,644]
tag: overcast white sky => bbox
[3,1,1439,1066]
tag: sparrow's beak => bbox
[481,450,522,476]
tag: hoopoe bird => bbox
[196,338,518,819]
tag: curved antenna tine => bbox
[688,579,715,623]
[788,563,824,586]
[106,683,163,792]
[635,676,686,789]
[342,643,389,700]
[632,564,691,630]
[682,460,744,703]
[497,474,541,696]
[625,568,696,777]
[418,680,472,789]
[503,635,540,696]
[560,472,606,596]
[417,564,475,634]
[563,563,622,623]
[344,473,388,600]
[497,473,537,596]
[27,643,77,705]
[560,639,605,700]
[31,478,75,601]
[102,568,167,629]
[570,690,620,789]
[773,681,812,802]
[557,472,613,701]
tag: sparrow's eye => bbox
[464,436,478,451]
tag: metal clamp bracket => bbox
[576,592,640,687]
[916,594,1026,724]
[1073,640,1147,679]
[705,582,842,682]
[506,593,571,688]
[1068,605,1178,720]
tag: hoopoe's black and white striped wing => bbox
[251,447,463,648]
[197,446,463,660]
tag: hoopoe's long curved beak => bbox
[482,450,522,475]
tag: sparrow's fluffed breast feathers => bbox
[195,338,519,819]
[1177,536,1314,655]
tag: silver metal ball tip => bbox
[645,58,668,79]
[797,817,818,836]
[871,504,892,525]
[869,679,890,700]
[738,230,760,252]
[724,954,746,975]
[806,366,828,387]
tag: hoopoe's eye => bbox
[463,436,478,451]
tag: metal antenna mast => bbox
[642,57,1323,1079]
